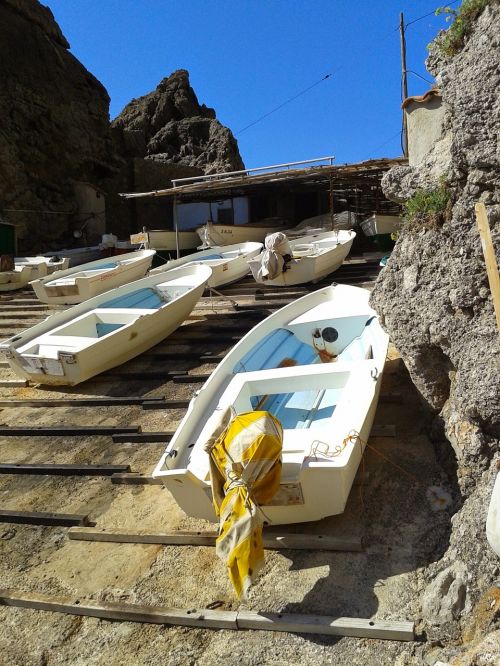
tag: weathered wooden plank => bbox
[172,374,211,384]
[475,202,500,333]
[0,511,89,527]
[0,426,140,437]
[110,473,163,485]
[0,464,131,476]
[236,611,414,641]
[0,590,414,640]
[0,379,28,388]
[142,399,190,410]
[111,431,174,444]
[0,398,165,409]
[68,528,362,552]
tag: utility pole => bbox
[399,12,409,158]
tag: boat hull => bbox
[0,265,33,292]
[146,230,199,251]
[150,242,263,287]
[196,221,287,246]
[30,250,155,304]
[248,230,355,286]
[153,284,389,525]
[1,264,211,386]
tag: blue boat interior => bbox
[96,322,124,337]
[86,262,118,271]
[233,328,318,373]
[196,253,224,261]
[100,287,165,310]
[250,388,340,429]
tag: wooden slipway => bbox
[0,589,415,641]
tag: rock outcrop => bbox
[0,0,117,251]
[370,2,500,659]
[112,70,244,175]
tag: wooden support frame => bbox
[68,527,362,552]
[0,426,140,437]
[0,511,90,526]
[0,464,131,476]
[0,590,415,640]
[111,431,174,444]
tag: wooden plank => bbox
[142,399,190,410]
[0,590,414,640]
[0,464,131,476]
[0,511,89,527]
[475,202,500,334]
[172,374,210,384]
[236,611,414,641]
[370,424,396,437]
[68,528,362,551]
[0,590,237,630]
[0,426,140,437]
[111,431,174,444]
[0,398,166,409]
[110,473,163,485]
[0,379,28,388]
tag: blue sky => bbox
[45,1,454,169]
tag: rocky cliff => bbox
[0,0,117,251]
[370,2,500,662]
[112,70,244,175]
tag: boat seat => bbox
[233,328,318,373]
[100,287,166,310]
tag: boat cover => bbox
[256,232,291,281]
[205,410,283,597]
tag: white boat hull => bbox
[1,264,211,386]
[248,230,355,286]
[360,215,402,237]
[30,250,155,304]
[150,242,263,288]
[196,220,287,246]
[0,265,33,292]
[146,230,199,251]
[153,284,389,525]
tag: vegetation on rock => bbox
[433,0,492,55]
[403,181,452,229]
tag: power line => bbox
[404,0,460,29]
[235,73,333,136]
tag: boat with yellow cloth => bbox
[153,284,389,525]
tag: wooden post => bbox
[475,203,500,334]
[399,12,409,158]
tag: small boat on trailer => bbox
[150,242,263,288]
[196,218,287,246]
[153,284,389,525]
[247,229,356,287]
[30,249,156,305]
[0,264,211,386]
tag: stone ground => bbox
[0,336,462,665]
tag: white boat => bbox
[0,265,34,292]
[247,230,356,287]
[0,264,212,386]
[196,218,287,246]
[284,211,355,238]
[153,284,389,525]
[43,246,101,268]
[15,255,70,279]
[150,242,263,288]
[145,230,200,252]
[30,250,156,305]
[487,471,500,557]
[360,214,402,237]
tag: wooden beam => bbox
[0,590,414,640]
[68,528,362,552]
[0,379,28,388]
[110,473,163,485]
[475,203,500,334]
[0,426,140,437]
[0,464,131,476]
[111,431,174,444]
[0,511,90,526]
[0,397,167,409]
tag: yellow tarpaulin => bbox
[206,410,283,597]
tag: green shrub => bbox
[403,183,452,229]
[433,0,492,56]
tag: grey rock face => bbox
[422,561,467,626]
[112,70,244,174]
[0,0,117,252]
[371,4,500,487]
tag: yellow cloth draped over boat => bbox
[206,410,283,598]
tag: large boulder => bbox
[112,70,244,174]
[0,0,117,251]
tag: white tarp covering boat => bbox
[30,249,156,304]
[153,284,389,525]
[284,211,355,238]
[1,264,211,386]
[150,242,263,288]
[196,218,287,247]
[247,229,356,286]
